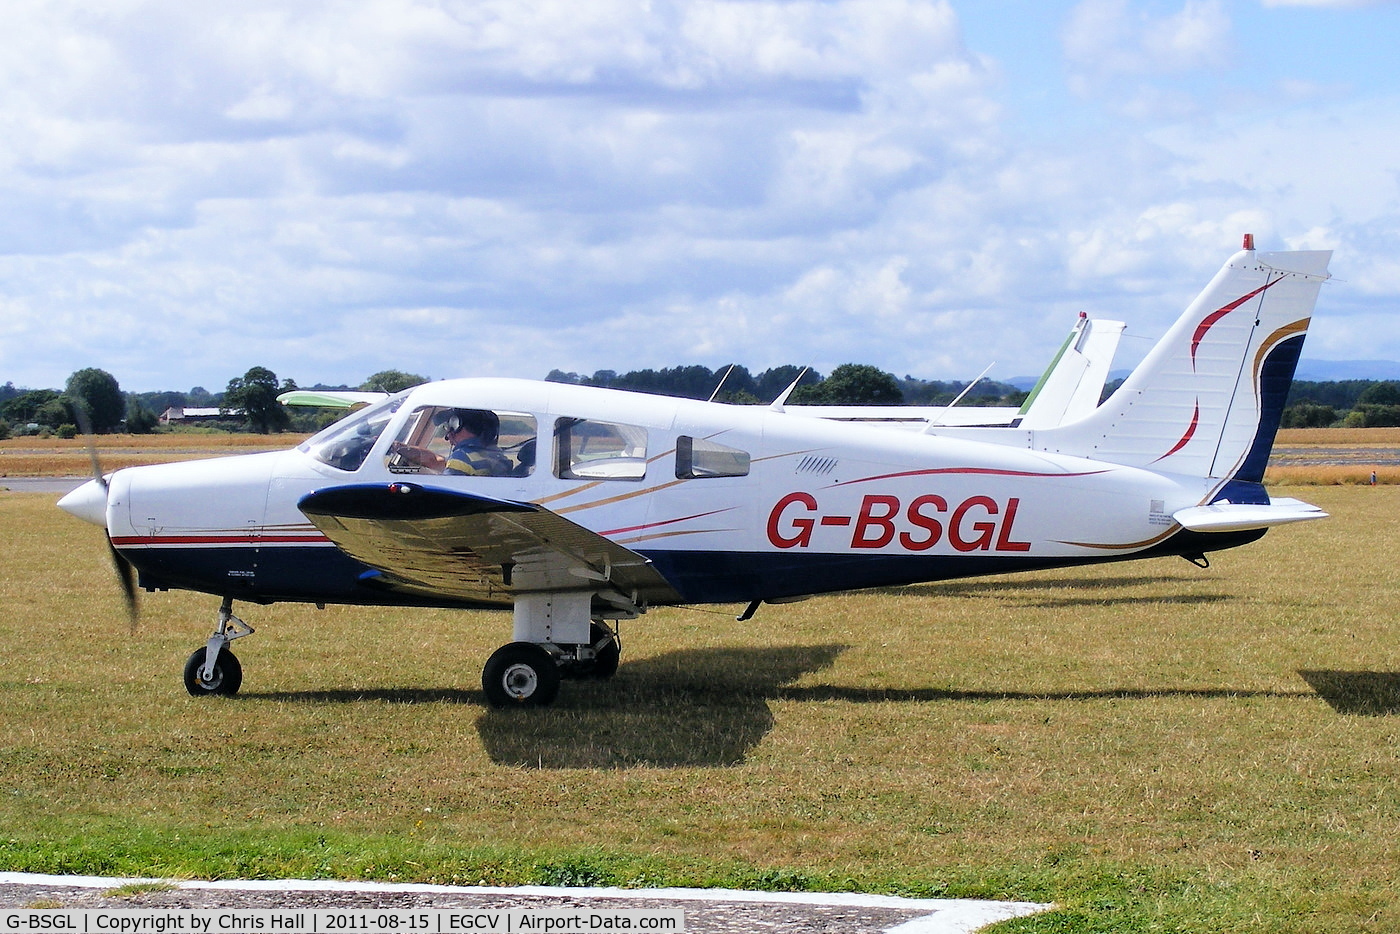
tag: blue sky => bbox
[2,0,1399,393]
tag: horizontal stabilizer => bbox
[1172,497,1327,533]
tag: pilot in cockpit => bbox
[390,408,512,477]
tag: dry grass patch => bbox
[1265,465,1399,485]
[0,434,310,476]
[1275,427,1400,446]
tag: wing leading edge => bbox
[298,483,682,609]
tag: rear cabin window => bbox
[555,418,648,481]
[675,436,750,479]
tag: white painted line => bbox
[0,872,1053,933]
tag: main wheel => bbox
[482,642,561,708]
[588,622,620,680]
[183,647,243,697]
[560,623,621,681]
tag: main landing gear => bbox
[480,622,620,708]
[183,596,254,697]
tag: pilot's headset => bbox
[440,408,500,445]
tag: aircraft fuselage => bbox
[96,377,1233,609]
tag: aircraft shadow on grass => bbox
[1298,670,1400,716]
[246,644,849,769]
[241,645,1375,769]
[475,643,850,769]
[888,576,1233,610]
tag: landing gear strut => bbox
[183,596,255,697]
[563,622,620,680]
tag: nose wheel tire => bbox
[183,647,243,697]
[482,642,560,708]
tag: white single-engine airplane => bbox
[60,238,1331,707]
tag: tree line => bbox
[545,363,1029,407]
[3,363,1399,439]
[0,367,427,438]
[1278,380,1400,429]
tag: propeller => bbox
[68,396,139,625]
[107,533,140,624]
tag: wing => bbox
[778,405,1023,429]
[278,390,390,410]
[298,482,682,610]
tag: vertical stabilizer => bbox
[1035,245,1331,483]
[1016,313,1126,429]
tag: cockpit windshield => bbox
[300,392,409,472]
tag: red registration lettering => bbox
[995,497,1031,552]
[950,495,998,552]
[767,492,818,548]
[899,494,947,551]
[767,492,1031,553]
[851,495,899,548]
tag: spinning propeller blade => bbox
[69,396,139,625]
[107,536,139,622]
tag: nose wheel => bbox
[184,596,254,697]
[183,647,242,696]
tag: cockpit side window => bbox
[555,418,647,481]
[302,395,406,472]
[387,406,537,478]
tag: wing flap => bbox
[298,482,680,606]
[1173,497,1328,533]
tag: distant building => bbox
[158,406,244,425]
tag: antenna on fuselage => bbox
[923,361,995,431]
[707,364,737,403]
[768,367,811,412]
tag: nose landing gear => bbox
[183,596,255,697]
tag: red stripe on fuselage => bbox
[830,466,1111,488]
[110,532,330,547]
[601,507,736,538]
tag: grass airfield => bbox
[3,475,1400,932]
